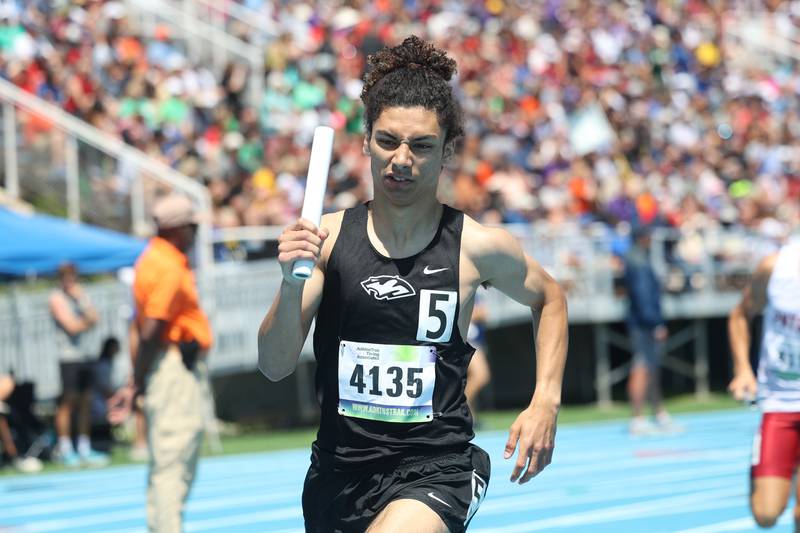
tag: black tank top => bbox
[312,202,475,470]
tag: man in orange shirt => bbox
[110,193,212,533]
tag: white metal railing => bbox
[0,281,134,401]
[213,226,283,244]
[208,223,788,324]
[175,0,274,44]
[0,78,214,276]
[123,0,264,108]
[0,261,308,400]
[2,226,789,400]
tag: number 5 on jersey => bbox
[417,290,457,343]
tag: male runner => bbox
[258,36,568,533]
[728,237,800,529]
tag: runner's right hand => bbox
[277,218,329,285]
[728,371,757,403]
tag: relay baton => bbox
[292,126,334,280]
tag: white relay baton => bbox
[292,126,334,280]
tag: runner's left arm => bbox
[475,225,568,484]
[727,253,774,401]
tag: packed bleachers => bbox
[0,1,798,277]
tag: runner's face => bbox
[365,106,451,206]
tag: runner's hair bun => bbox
[361,35,457,100]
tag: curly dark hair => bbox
[361,36,463,146]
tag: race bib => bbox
[338,340,437,423]
[765,334,800,380]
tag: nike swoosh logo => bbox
[423,266,449,275]
[427,492,452,508]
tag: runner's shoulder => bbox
[461,214,520,261]
[757,252,779,273]
[753,252,780,285]
[320,210,345,233]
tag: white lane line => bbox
[8,461,743,528]
[490,448,748,483]
[491,441,747,468]
[0,455,306,497]
[474,410,754,440]
[185,508,302,531]
[471,488,744,532]
[478,434,751,459]
[114,524,305,533]
[7,447,748,524]
[481,476,742,515]
[670,513,793,533]
[0,469,302,508]
[3,493,144,520]
[475,496,744,533]
[20,474,745,533]
[475,413,757,445]
[3,480,298,520]
[115,506,305,533]
[5,445,745,514]
[487,463,745,502]
[6,461,742,523]
[16,490,300,532]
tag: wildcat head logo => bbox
[361,275,416,301]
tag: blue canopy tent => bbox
[0,208,146,276]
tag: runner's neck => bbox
[368,200,443,258]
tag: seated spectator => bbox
[0,374,43,473]
[91,336,121,453]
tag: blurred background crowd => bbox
[1,0,797,245]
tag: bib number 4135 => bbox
[349,364,423,398]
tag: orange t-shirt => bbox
[133,237,213,350]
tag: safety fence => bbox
[0,226,789,400]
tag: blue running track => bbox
[0,410,792,532]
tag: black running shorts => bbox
[302,444,490,533]
[59,361,95,395]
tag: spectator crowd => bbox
[0,0,798,265]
